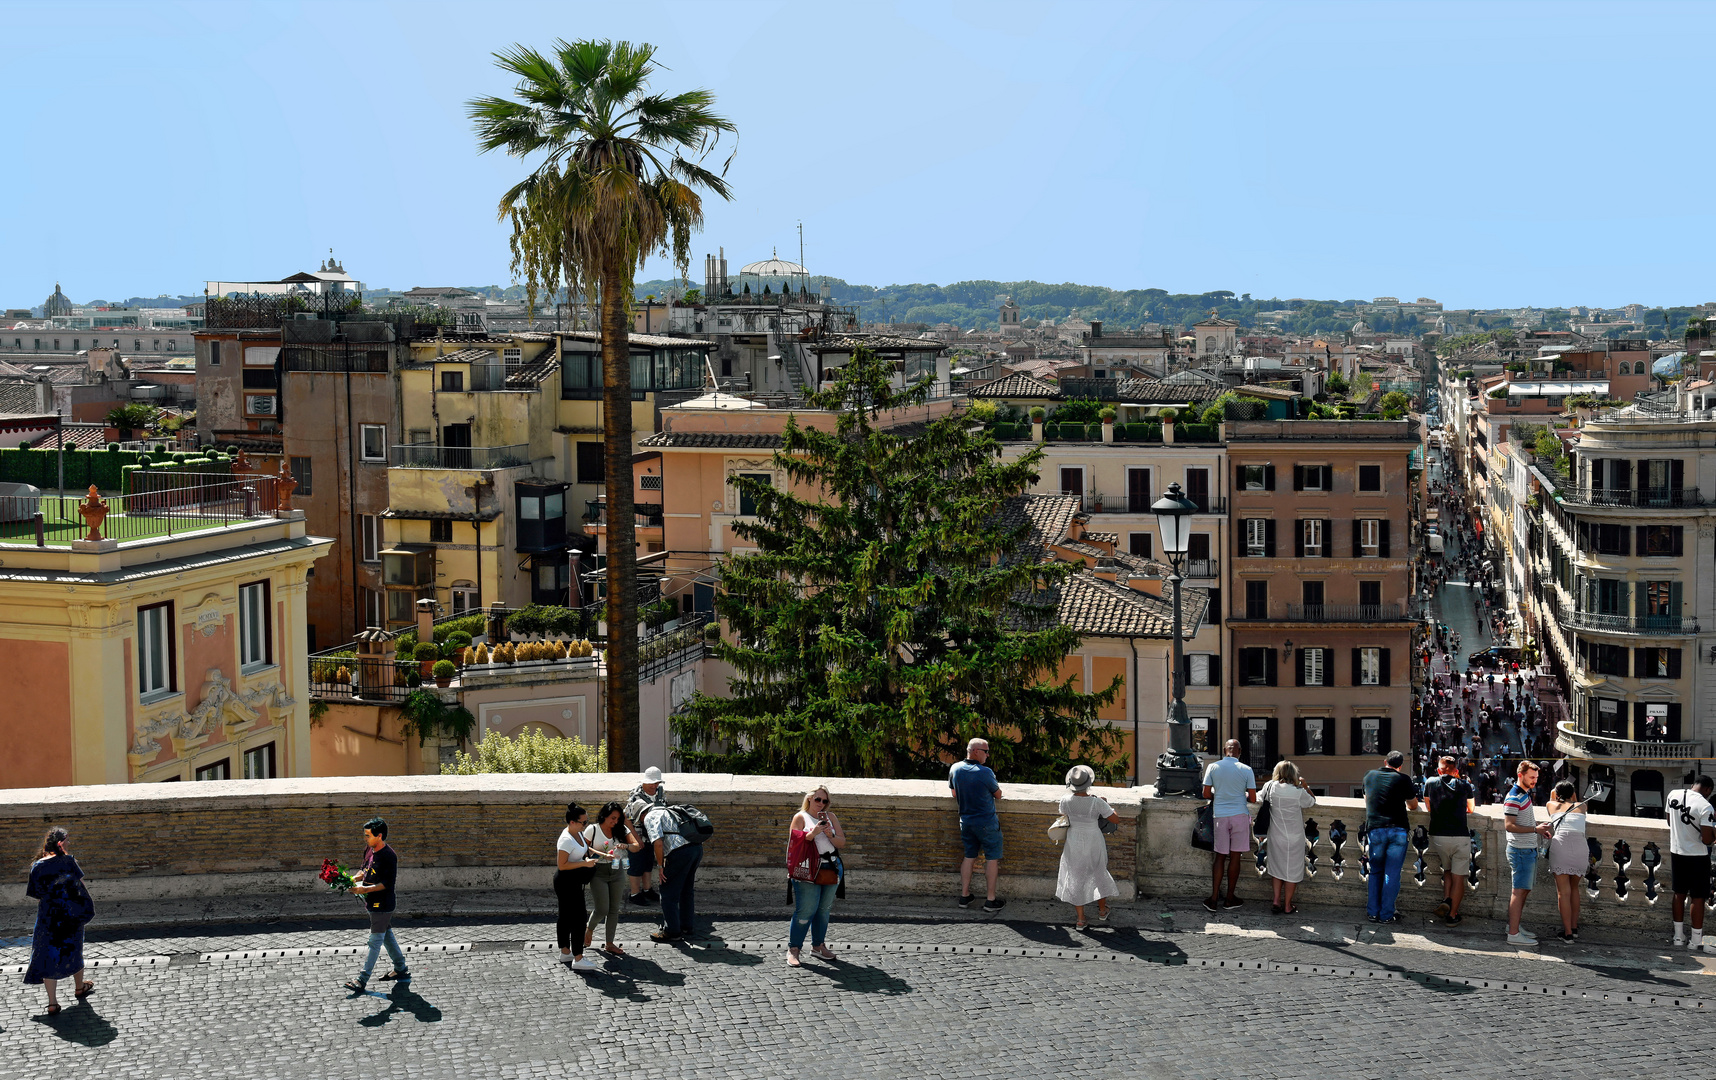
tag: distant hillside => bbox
[633,276,1376,335]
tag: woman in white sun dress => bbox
[1055,765,1120,929]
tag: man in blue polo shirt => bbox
[1201,739,1257,912]
[950,738,1006,913]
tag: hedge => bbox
[1175,422,1220,442]
[0,446,148,491]
[1117,422,1162,442]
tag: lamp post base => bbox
[1154,750,1203,797]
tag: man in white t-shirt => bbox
[1666,771,1716,950]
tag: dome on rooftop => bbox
[739,248,808,277]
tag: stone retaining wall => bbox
[0,774,1138,905]
[0,775,1692,932]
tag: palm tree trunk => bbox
[600,261,641,773]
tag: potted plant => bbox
[431,659,456,688]
[1159,407,1179,425]
[413,642,440,679]
[1099,406,1116,425]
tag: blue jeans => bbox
[358,928,407,984]
[789,879,839,949]
[1366,827,1409,920]
[660,844,704,937]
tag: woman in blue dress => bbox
[24,828,93,1015]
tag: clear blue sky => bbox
[4,0,1710,310]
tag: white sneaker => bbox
[569,957,601,971]
[1673,934,1688,948]
[1506,931,1537,945]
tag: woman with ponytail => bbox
[24,828,95,1015]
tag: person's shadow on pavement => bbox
[798,957,912,996]
[359,984,443,1027]
[32,999,118,1046]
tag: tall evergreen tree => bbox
[674,349,1125,783]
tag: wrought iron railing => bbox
[388,444,530,469]
[1283,603,1405,622]
[0,473,287,547]
[1558,607,1698,635]
[1561,487,1706,508]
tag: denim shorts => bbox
[628,843,656,877]
[959,817,1004,860]
[1507,846,1538,889]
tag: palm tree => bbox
[470,39,734,772]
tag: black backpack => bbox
[664,804,714,845]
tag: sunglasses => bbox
[812,797,829,804]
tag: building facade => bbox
[1225,419,1422,795]
[1530,395,1716,816]
[0,480,331,787]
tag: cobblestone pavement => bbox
[5,894,1715,1078]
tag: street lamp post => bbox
[1152,482,1202,795]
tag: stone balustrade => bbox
[0,775,1702,933]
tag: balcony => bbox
[1560,487,1706,509]
[1283,603,1406,622]
[1185,558,1219,578]
[1555,721,1705,764]
[584,498,663,529]
[1088,496,1226,516]
[0,472,291,547]
[388,444,530,469]
[1558,607,1699,636]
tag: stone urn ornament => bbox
[77,485,108,541]
[275,457,298,512]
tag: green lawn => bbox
[0,495,244,547]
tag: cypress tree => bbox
[674,347,1124,782]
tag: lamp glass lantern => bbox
[1151,482,1199,557]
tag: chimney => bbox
[1091,320,1102,339]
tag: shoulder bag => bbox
[1252,782,1273,837]
[1048,815,1070,845]
[1192,801,1216,851]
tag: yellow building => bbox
[378,330,713,624]
[0,474,332,786]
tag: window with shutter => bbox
[1359,647,1381,686]
[1188,654,1213,686]
[1378,519,1390,557]
[1359,518,1379,555]
[1245,580,1268,619]
[1245,519,1268,557]
[1302,648,1325,686]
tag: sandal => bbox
[1075,922,1088,931]
[602,942,627,956]
[344,980,368,993]
[74,981,94,999]
[1097,908,1110,922]
[46,1003,60,1016]
[1285,906,1301,915]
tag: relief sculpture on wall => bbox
[127,668,296,771]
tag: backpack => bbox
[663,804,714,845]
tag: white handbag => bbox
[1048,815,1070,844]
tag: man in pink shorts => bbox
[1201,738,1258,911]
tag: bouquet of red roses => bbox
[319,859,357,894]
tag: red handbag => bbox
[788,829,841,885]
[787,830,819,882]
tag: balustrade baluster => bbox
[1467,830,1483,890]
[1410,825,1429,886]
[1640,841,1661,903]
[1328,820,1348,879]
[1304,818,1320,877]
[1613,839,1632,900]
[1583,837,1604,896]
